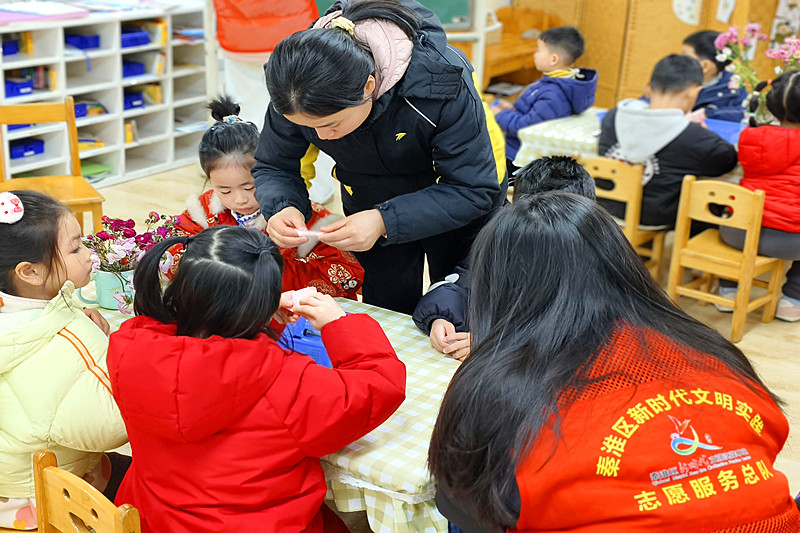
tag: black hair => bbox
[198,95,260,176]
[133,225,284,339]
[265,0,421,116]
[512,155,596,201]
[683,30,728,73]
[428,192,776,529]
[538,26,585,64]
[650,54,703,93]
[0,190,71,296]
[751,70,800,126]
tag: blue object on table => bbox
[2,39,18,56]
[121,27,150,48]
[596,109,608,122]
[279,317,332,368]
[705,118,744,146]
[122,60,145,77]
[9,138,44,159]
[65,33,100,50]
[123,90,144,110]
[5,78,33,97]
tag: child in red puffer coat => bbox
[108,225,406,533]
[717,71,800,322]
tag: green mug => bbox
[78,269,134,310]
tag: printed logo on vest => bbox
[669,415,723,456]
[395,132,407,141]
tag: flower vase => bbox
[78,269,134,310]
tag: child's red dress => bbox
[173,190,363,298]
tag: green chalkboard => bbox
[314,0,472,30]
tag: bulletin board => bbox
[314,0,474,30]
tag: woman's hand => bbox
[293,293,346,330]
[267,206,309,248]
[83,308,110,336]
[318,209,386,252]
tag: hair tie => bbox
[331,16,355,36]
[255,246,272,255]
[222,115,244,124]
[0,192,24,224]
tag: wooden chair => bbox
[580,156,669,280]
[33,450,140,533]
[0,97,104,233]
[667,176,786,343]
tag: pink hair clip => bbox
[0,192,24,224]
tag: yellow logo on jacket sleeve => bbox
[395,132,406,141]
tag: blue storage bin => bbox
[65,33,100,50]
[74,103,87,118]
[5,78,33,98]
[2,40,18,56]
[9,138,44,159]
[123,90,144,110]
[8,124,31,131]
[121,27,150,48]
[122,61,145,78]
[279,317,332,368]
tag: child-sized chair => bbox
[580,156,669,280]
[33,450,140,533]
[667,176,786,343]
[0,97,104,233]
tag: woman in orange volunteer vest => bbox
[429,193,800,533]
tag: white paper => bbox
[716,0,736,24]
[673,0,703,26]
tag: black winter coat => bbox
[252,0,503,246]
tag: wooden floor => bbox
[100,164,800,506]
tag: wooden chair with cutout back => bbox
[667,176,786,343]
[32,450,140,533]
[579,156,669,280]
[0,97,104,233]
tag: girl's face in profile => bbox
[209,163,260,216]
[44,214,93,297]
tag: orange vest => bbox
[214,0,318,54]
[512,327,800,533]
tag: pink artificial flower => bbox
[135,232,154,245]
[156,226,170,237]
[766,48,780,59]
[96,231,113,241]
[112,292,133,315]
[122,227,136,238]
[148,211,159,219]
[109,219,126,232]
[745,23,761,34]
[123,219,135,229]
[741,37,752,47]
[90,252,101,273]
[159,251,174,274]
[715,33,729,49]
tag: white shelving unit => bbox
[0,3,210,189]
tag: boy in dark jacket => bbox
[598,54,738,227]
[683,30,748,122]
[412,156,595,361]
[490,26,598,165]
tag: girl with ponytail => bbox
[107,225,406,532]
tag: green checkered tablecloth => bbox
[513,107,605,167]
[325,299,458,533]
[93,289,456,533]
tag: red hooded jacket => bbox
[738,126,800,233]
[511,327,799,533]
[108,314,406,532]
[213,0,318,55]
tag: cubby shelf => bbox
[0,3,210,188]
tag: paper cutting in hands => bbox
[285,287,319,311]
[295,229,322,238]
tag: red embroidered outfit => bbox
[511,326,799,533]
[173,190,363,298]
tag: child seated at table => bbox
[682,30,747,122]
[429,192,800,533]
[108,225,406,533]
[0,190,128,530]
[599,54,738,227]
[412,156,595,361]
[716,70,800,321]
[174,95,363,299]
[490,26,597,172]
